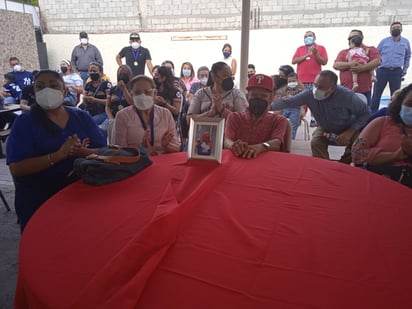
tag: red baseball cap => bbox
[246,74,274,92]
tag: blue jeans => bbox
[92,112,107,126]
[359,91,371,107]
[282,108,300,140]
[79,71,89,85]
[369,67,402,112]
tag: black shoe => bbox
[310,119,318,127]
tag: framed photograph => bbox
[187,117,225,164]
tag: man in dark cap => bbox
[71,31,104,83]
[116,32,153,76]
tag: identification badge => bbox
[134,61,138,66]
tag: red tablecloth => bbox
[15,150,412,308]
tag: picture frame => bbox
[187,117,225,164]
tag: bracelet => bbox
[47,153,55,166]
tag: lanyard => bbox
[131,47,141,62]
[135,107,154,146]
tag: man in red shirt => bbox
[334,29,381,105]
[224,74,288,159]
[292,31,328,127]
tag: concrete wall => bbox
[43,25,412,96]
[38,0,412,34]
[0,10,39,77]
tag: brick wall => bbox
[0,10,39,78]
[39,0,412,34]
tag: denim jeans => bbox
[92,112,107,126]
[282,108,300,140]
[79,71,89,85]
[369,67,402,112]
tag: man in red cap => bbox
[224,74,288,158]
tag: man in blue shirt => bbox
[271,70,370,164]
[7,57,33,92]
[369,22,411,112]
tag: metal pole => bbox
[239,0,250,93]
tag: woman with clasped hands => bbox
[6,70,107,232]
[186,61,247,123]
[352,84,412,187]
[111,75,180,156]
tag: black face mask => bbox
[60,66,68,74]
[221,77,234,91]
[247,73,253,79]
[391,29,401,37]
[117,74,129,84]
[248,98,268,117]
[89,73,100,81]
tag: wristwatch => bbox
[262,142,270,151]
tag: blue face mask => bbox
[400,105,412,126]
[304,36,314,46]
[182,69,191,77]
[223,51,231,58]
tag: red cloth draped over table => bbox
[15,150,412,308]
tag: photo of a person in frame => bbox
[195,125,216,156]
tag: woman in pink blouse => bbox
[111,75,180,155]
[352,84,412,187]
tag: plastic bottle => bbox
[323,132,339,142]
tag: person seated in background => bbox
[247,64,256,78]
[271,74,287,104]
[59,59,84,106]
[272,70,370,163]
[179,62,199,100]
[352,83,412,187]
[272,65,295,104]
[188,66,209,104]
[224,74,288,159]
[6,70,106,232]
[82,62,112,126]
[187,61,247,123]
[153,65,183,119]
[20,70,38,110]
[103,65,133,142]
[161,60,187,98]
[2,73,21,104]
[281,72,305,140]
[111,75,180,155]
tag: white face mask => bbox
[312,86,327,100]
[200,77,208,86]
[133,94,154,110]
[36,88,64,110]
[80,38,88,45]
[288,82,298,89]
[131,42,140,49]
[13,64,22,72]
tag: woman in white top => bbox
[222,43,237,79]
[60,59,83,106]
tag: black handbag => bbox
[73,145,152,185]
[366,164,412,188]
